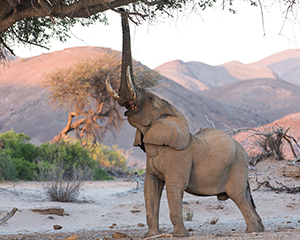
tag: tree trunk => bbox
[51,112,85,143]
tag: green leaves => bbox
[2,13,107,50]
[0,130,121,181]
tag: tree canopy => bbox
[0,0,299,63]
[0,0,270,62]
[43,49,160,144]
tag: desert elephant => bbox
[106,12,264,237]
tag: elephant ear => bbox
[143,116,191,150]
[133,129,145,152]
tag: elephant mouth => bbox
[124,100,140,116]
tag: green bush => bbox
[38,140,95,180]
[11,157,39,180]
[93,166,113,180]
[0,131,39,181]
[37,140,119,181]
[0,130,39,161]
[0,152,17,181]
[0,131,126,181]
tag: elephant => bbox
[106,11,264,237]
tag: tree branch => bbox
[0,0,142,33]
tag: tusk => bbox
[127,66,136,100]
[105,75,120,101]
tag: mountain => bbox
[254,49,300,86]
[155,60,238,92]
[201,78,300,123]
[155,49,300,92]
[220,61,277,80]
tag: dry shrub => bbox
[205,217,219,225]
[38,162,92,202]
[183,208,194,221]
[246,125,300,165]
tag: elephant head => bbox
[106,12,191,152]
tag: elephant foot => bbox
[143,229,161,238]
[245,224,265,233]
[172,227,189,237]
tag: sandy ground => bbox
[0,159,300,239]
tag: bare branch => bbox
[0,208,18,226]
[253,179,300,193]
[279,0,296,35]
[224,124,300,164]
[205,115,215,128]
[293,157,300,167]
[257,0,266,36]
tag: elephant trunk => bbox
[119,12,137,104]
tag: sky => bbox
[13,1,300,69]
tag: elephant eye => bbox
[149,96,153,100]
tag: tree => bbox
[43,48,160,144]
[2,0,298,64]
[0,0,183,63]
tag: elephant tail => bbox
[246,180,256,209]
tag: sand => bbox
[0,159,300,239]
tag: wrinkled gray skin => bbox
[106,12,264,237]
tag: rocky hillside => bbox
[201,78,300,123]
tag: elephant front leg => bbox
[166,184,189,237]
[144,170,165,237]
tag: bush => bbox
[0,131,124,182]
[0,152,17,181]
[38,140,95,180]
[93,166,113,180]
[11,157,39,180]
[0,131,39,181]
[38,162,88,202]
[0,130,39,161]
[89,143,127,171]
[38,140,120,181]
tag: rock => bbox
[112,232,128,239]
[137,223,145,227]
[109,223,117,229]
[65,235,77,240]
[281,165,300,178]
[53,225,63,230]
[130,210,141,213]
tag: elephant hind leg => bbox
[227,182,264,233]
[246,181,264,231]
